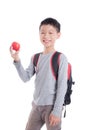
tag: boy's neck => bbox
[43,47,55,54]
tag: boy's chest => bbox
[35,55,51,73]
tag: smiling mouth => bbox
[43,40,51,44]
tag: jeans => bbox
[25,102,61,130]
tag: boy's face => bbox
[39,25,60,49]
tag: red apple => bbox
[11,42,20,51]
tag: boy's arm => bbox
[13,57,35,82]
[51,54,68,118]
[10,46,35,82]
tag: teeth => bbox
[44,40,49,43]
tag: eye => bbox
[40,31,45,34]
[49,32,53,34]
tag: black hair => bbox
[39,17,61,32]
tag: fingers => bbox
[49,114,55,126]
[49,117,57,126]
[49,114,60,126]
[9,46,20,61]
[10,46,15,54]
[10,46,19,55]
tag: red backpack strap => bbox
[67,63,72,80]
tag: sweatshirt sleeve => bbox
[13,56,35,82]
[51,54,68,118]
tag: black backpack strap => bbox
[51,51,61,80]
[33,53,41,67]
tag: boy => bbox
[10,17,68,130]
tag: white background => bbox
[0,0,87,130]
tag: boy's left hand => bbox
[49,113,61,126]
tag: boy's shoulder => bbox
[54,51,68,60]
[32,51,68,65]
[32,51,67,60]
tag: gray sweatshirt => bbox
[13,51,68,118]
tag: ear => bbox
[57,32,61,39]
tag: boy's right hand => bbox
[10,46,20,62]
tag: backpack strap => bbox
[67,63,71,80]
[33,51,61,78]
[33,53,41,67]
[50,51,61,80]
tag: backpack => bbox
[33,51,75,117]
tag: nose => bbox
[44,33,49,38]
